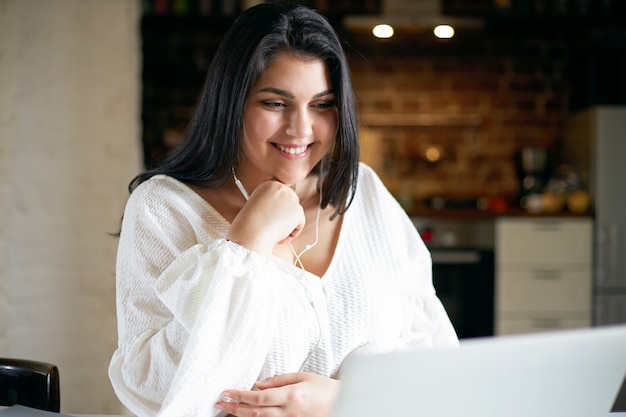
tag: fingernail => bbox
[218,392,238,403]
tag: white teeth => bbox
[276,144,308,155]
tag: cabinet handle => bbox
[532,270,561,280]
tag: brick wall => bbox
[349,34,571,206]
[138,11,616,210]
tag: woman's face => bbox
[239,52,338,186]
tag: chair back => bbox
[0,358,60,412]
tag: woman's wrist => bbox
[226,227,273,258]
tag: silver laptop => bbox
[333,325,626,417]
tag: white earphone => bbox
[231,163,324,371]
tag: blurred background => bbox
[1,0,625,414]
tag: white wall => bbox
[0,0,142,414]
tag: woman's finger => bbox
[214,400,282,417]
[220,385,289,407]
[255,372,306,389]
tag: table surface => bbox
[2,405,625,416]
[0,407,130,417]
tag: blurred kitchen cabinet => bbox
[495,217,593,335]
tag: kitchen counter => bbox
[407,206,594,219]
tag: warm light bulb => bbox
[425,146,442,162]
[372,24,394,39]
[434,24,455,39]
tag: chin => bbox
[277,173,311,186]
[272,165,315,184]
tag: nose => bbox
[285,107,313,138]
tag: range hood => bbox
[343,0,483,33]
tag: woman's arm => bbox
[109,181,282,417]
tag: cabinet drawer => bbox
[496,316,591,336]
[496,218,592,264]
[496,270,591,312]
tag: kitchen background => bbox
[0,0,624,414]
[141,0,625,213]
[140,0,626,335]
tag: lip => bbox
[273,142,312,159]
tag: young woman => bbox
[109,3,458,417]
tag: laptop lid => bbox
[333,325,626,417]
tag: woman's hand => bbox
[227,180,306,257]
[215,372,340,417]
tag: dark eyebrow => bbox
[257,87,335,100]
[313,89,335,99]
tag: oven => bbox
[413,217,496,339]
[430,248,494,339]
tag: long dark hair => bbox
[131,2,360,216]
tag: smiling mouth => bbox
[274,143,310,155]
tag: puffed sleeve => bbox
[397,234,459,349]
[157,241,282,416]
[348,216,459,356]
[355,164,459,352]
[108,179,283,417]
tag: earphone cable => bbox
[231,165,324,371]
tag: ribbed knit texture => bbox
[109,163,458,417]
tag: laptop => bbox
[332,325,626,417]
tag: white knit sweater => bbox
[109,163,458,417]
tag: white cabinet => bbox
[495,217,593,335]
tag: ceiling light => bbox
[373,24,394,38]
[434,24,455,38]
[343,0,483,34]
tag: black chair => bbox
[0,358,60,412]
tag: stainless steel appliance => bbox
[514,146,551,202]
[562,105,626,326]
